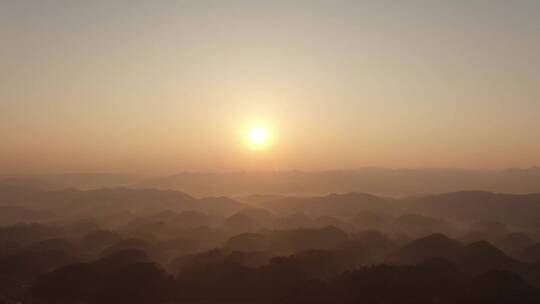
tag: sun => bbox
[248,127,270,147]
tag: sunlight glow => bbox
[248,127,270,148]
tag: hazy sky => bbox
[1,0,539,174]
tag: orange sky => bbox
[1,1,540,174]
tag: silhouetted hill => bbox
[518,243,540,263]
[467,270,540,304]
[392,214,454,237]
[6,168,540,197]
[457,241,524,275]
[0,187,246,225]
[262,192,392,217]
[274,213,314,229]
[225,232,268,252]
[499,232,536,254]
[350,210,389,231]
[133,168,540,196]
[407,191,540,228]
[388,233,461,264]
[31,249,173,304]
[1,174,140,190]
[270,226,349,253]
[0,206,52,225]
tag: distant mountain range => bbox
[1,184,540,230]
[257,190,540,229]
[3,167,540,196]
[0,185,246,224]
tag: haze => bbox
[2,0,540,174]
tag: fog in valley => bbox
[2,0,540,303]
[2,173,540,303]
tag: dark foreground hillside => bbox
[26,250,540,304]
[2,186,540,303]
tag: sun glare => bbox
[248,127,270,148]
